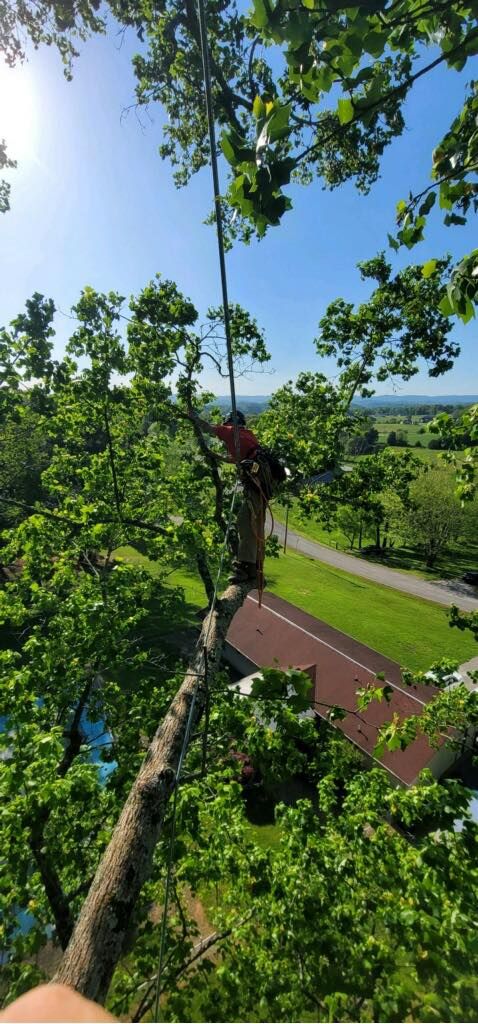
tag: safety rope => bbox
[152,0,260,1008]
[196,0,241,464]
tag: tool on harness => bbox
[256,445,288,485]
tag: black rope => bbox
[153,3,247,1011]
[196,0,240,463]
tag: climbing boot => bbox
[228,560,257,584]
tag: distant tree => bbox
[415,439,422,448]
[461,498,478,547]
[305,449,420,552]
[430,404,478,501]
[386,430,397,446]
[347,426,379,456]
[406,468,463,567]
[428,437,447,450]
[336,506,374,550]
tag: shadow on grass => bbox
[366,543,478,581]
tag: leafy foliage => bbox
[0,0,104,75]
[317,253,460,388]
[2,282,478,1021]
[430,403,478,500]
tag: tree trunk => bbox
[54,579,253,1004]
[425,548,437,567]
[358,523,363,550]
[375,523,381,549]
[189,415,226,534]
[196,549,215,605]
[382,519,389,550]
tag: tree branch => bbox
[295,29,478,168]
[0,495,169,538]
[133,911,254,1022]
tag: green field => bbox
[115,546,477,672]
[374,414,434,448]
[351,446,449,464]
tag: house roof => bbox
[226,591,443,786]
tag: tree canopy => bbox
[1,282,478,1019]
[2,2,478,1020]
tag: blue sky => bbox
[1,24,477,397]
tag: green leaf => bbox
[387,232,400,252]
[253,95,266,120]
[364,31,385,57]
[438,294,453,316]
[267,103,292,141]
[337,98,354,125]
[418,191,436,217]
[221,133,238,166]
[422,259,438,279]
[250,0,270,30]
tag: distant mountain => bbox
[351,394,478,408]
[206,396,271,414]
[209,394,477,412]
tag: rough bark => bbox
[54,580,253,1003]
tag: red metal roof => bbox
[226,591,443,786]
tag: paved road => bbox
[269,515,478,612]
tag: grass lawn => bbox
[114,545,207,611]
[265,549,477,671]
[245,821,282,852]
[115,545,477,672]
[274,501,351,549]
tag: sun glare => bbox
[0,62,37,162]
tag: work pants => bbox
[237,484,264,564]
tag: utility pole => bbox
[283,504,289,554]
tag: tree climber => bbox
[187,407,274,584]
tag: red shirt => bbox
[213,423,259,463]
